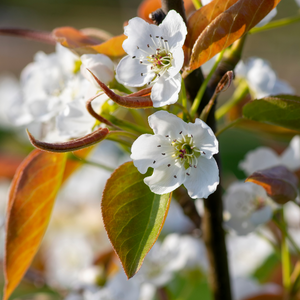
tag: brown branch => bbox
[161,0,187,24]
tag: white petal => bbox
[131,134,173,174]
[144,162,186,195]
[81,54,114,86]
[296,0,300,7]
[122,17,161,57]
[159,10,187,49]
[186,118,218,159]
[167,47,184,78]
[225,217,256,236]
[250,206,273,226]
[184,156,219,199]
[281,135,300,171]
[151,73,181,107]
[148,110,185,138]
[116,55,154,87]
[239,147,281,176]
[271,79,295,95]
[56,99,96,138]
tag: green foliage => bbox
[243,95,300,131]
[101,162,171,278]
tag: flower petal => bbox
[81,54,114,87]
[116,55,154,87]
[239,147,281,176]
[131,134,173,174]
[148,110,185,138]
[280,135,300,171]
[159,10,187,50]
[122,17,161,57]
[184,156,219,199]
[167,47,184,79]
[151,73,181,107]
[144,162,186,195]
[186,118,218,159]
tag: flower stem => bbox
[273,215,300,256]
[67,153,115,172]
[191,0,202,10]
[249,15,300,35]
[102,113,152,134]
[215,119,242,137]
[278,209,291,299]
[215,80,249,120]
[190,50,225,119]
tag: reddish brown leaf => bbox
[91,34,126,59]
[4,150,67,300]
[246,166,298,205]
[138,0,195,23]
[53,27,126,58]
[243,294,283,300]
[188,0,281,70]
[27,127,109,153]
[184,0,239,65]
[0,28,56,44]
[89,71,153,108]
[0,153,25,180]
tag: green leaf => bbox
[243,95,300,131]
[101,161,171,278]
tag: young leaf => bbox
[246,165,298,204]
[184,0,239,64]
[4,150,67,300]
[243,95,300,131]
[187,0,281,70]
[53,27,126,58]
[102,161,171,278]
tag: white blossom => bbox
[223,181,274,235]
[235,57,294,98]
[240,135,300,175]
[136,233,206,286]
[7,45,115,141]
[116,10,187,107]
[81,54,115,88]
[131,111,219,198]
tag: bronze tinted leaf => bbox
[188,0,281,70]
[4,150,67,300]
[246,165,298,204]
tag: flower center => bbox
[172,134,201,171]
[137,35,173,84]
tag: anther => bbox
[156,36,159,38]
[165,135,169,137]
[150,34,152,37]
[141,73,143,76]
[161,36,163,39]
[174,175,177,178]
[137,46,139,49]
[164,40,168,42]
[147,44,150,47]
[153,161,156,164]
[157,145,161,147]
[179,131,182,134]
[194,165,197,168]
[132,56,136,59]
[148,82,151,85]
[140,61,143,64]
[162,153,166,155]
[186,173,190,176]
[168,164,171,167]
